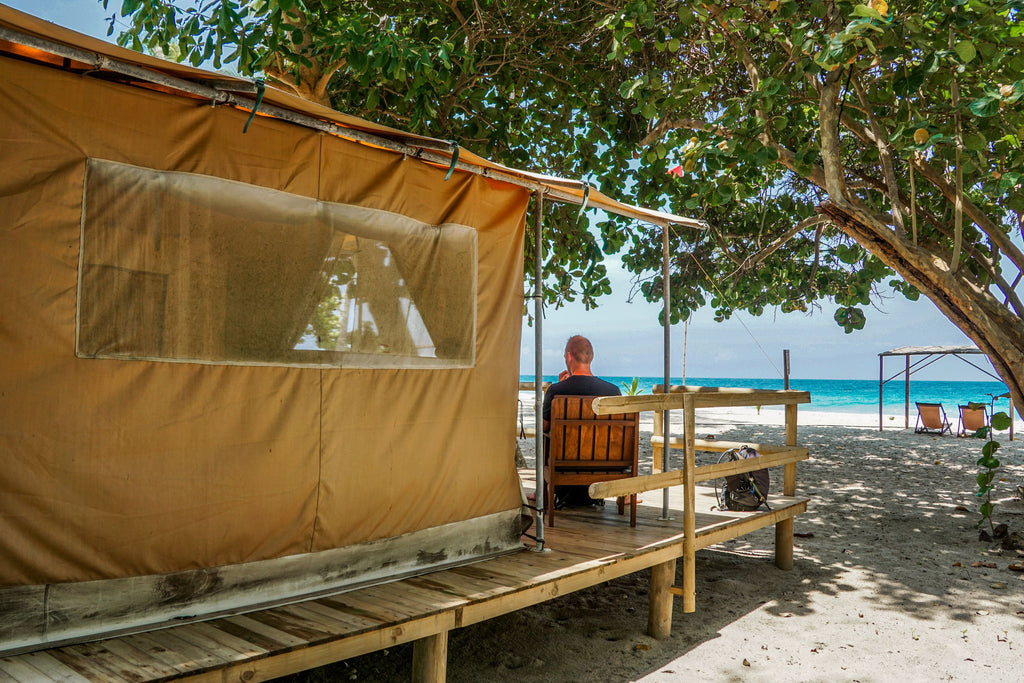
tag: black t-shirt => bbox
[542,375,621,422]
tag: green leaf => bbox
[833,306,866,332]
[955,41,977,63]
[992,412,1012,431]
[852,6,884,20]
[963,132,988,151]
[982,440,1000,458]
[969,97,1000,117]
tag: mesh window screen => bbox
[78,160,476,368]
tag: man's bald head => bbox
[565,335,594,365]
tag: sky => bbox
[10,0,1007,383]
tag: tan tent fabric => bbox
[0,48,525,590]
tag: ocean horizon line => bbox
[519,374,1011,416]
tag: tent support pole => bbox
[660,224,672,520]
[905,356,911,429]
[878,355,884,432]
[532,191,546,551]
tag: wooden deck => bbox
[0,488,806,682]
[2,385,810,681]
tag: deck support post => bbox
[411,630,448,683]
[775,404,799,570]
[648,558,677,639]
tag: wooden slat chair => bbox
[914,401,952,435]
[546,395,639,527]
[957,403,990,437]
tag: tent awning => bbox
[0,5,705,231]
[879,345,984,357]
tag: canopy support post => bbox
[660,224,672,520]
[878,355,884,432]
[532,191,546,551]
[905,356,911,429]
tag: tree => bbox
[111,0,646,309]
[114,1,1024,416]
[599,0,1024,417]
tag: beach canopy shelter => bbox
[0,6,701,655]
[878,345,1006,432]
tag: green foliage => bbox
[113,1,1024,338]
[975,410,1012,532]
[621,377,641,395]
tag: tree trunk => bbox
[819,202,1024,423]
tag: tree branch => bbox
[851,73,905,238]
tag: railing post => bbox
[681,393,696,612]
[775,403,799,570]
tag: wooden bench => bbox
[545,395,639,527]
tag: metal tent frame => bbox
[878,345,1013,437]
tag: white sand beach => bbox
[285,399,1024,682]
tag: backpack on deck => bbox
[717,446,770,511]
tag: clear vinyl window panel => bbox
[78,160,476,368]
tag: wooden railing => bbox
[588,385,811,614]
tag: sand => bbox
[283,399,1024,682]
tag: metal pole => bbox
[661,224,672,520]
[783,349,791,390]
[878,355,884,432]
[532,191,546,551]
[905,356,911,429]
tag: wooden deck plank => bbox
[276,604,365,639]
[221,615,308,650]
[241,609,335,645]
[184,622,269,659]
[115,632,201,676]
[96,640,181,680]
[168,622,263,666]
[317,594,414,626]
[207,618,295,655]
[181,612,456,683]
[118,630,226,673]
[0,657,52,683]
[9,652,91,683]
[301,600,386,633]
[356,583,464,615]
[48,642,147,682]
[405,570,513,599]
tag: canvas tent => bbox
[0,6,700,655]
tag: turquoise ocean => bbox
[519,375,1011,415]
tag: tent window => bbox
[77,160,476,368]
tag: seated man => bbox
[542,335,620,507]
